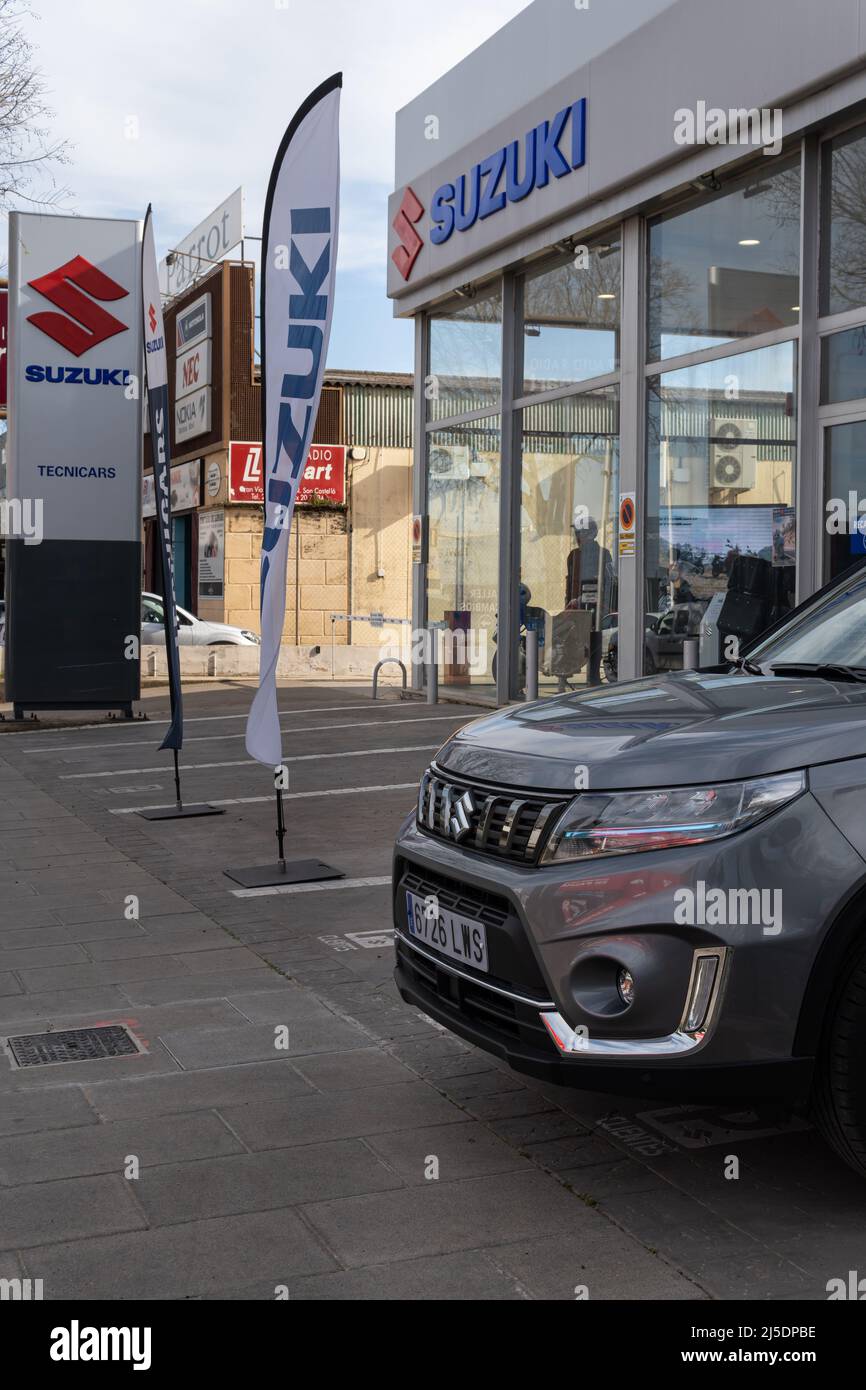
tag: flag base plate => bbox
[138,805,226,822]
[224,861,344,889]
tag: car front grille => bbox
[416,769,569,865]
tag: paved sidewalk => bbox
[0,687,703,1302]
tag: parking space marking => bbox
[233,875,392,899]
[110,782,418,815]
[20,714,470,755]
[1,701,421,738]
[60,745,440,780]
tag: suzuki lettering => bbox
[430,98,587,246]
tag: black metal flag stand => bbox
[224,784,343,889]
[137,750,226,823]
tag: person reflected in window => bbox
[564,515,615,686]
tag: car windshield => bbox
[748,567,866,670]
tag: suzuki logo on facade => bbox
[442,786,476,842]
[27,255,129,357]
[391,186,425,282]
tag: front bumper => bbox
[393,790,865,1101]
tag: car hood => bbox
[437,672,866,792]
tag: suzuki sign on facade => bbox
[5,212,142,712]
[229,442,346,507]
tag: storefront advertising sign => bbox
[228,441,346,506]
[159,189,244,298]
[143,459,201,518]
[175,338,212,399]
[198,508,225,600]
[175,386,211,444]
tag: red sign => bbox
[26,254,128,357]
[0,287,7,411]
[229,442,346,507]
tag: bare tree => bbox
[0,1,69,211]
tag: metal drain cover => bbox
[7,1026,140,1068]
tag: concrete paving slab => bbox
[85,1059,315,1121]
[25,1209,336,1299]
[0,1112,245,1183]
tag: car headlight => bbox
[540,771,806,865]
[241,631,261,644]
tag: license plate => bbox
[405,891,489,974]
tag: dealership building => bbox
[388,0,866,700]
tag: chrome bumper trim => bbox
[540,948,728,1060]
[394,929,555,1009]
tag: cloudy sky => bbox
[11,0,529,373]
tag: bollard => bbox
[525,629,539,703]
[683,638,700,671]
[427,628,439,706]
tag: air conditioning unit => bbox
[710,418,758,492]
[428,445,471,482]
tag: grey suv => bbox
[393,563,866,1178]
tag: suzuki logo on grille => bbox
[442,786,476,842]
[391,186,425,282]
[27,255,129,358]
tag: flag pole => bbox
[137,205,224,824]
[225,74,345,890]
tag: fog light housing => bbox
[684,952,722,1035]
[617,968,635,1008]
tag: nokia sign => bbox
[431,98,587,246]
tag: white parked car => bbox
[141,592,260,647]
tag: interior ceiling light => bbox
[739,238,761,246]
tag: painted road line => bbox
[110,782,419,816]
[1,702,419,737]
[60,745,440,780]
[232,875,393,899]
[21,714,471,755]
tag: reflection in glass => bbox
[427,419,501,689]
[645,343,798,674]
[428,293,502,421]
[648,161,801,361]
[824,421,866,582]
[823,124,866,316]
[522,241,621,393]
[821,326,866,405]
[520,389,619,691]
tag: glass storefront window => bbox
[522,241,621,394]
[824,421,866,582]
[644,342,798,674]
[822,124,866,316]
[821,326,866,405]
[428,292,502,422]
[648,161,801,361]
[426,419,501,689]
[519,388,619,691]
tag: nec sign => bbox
[263,207,331,564]
[431,97,587,246]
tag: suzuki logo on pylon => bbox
[148,303,158,334]
[27,255,129,358]
[391,187,424,282]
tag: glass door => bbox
[822,414,866,583]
